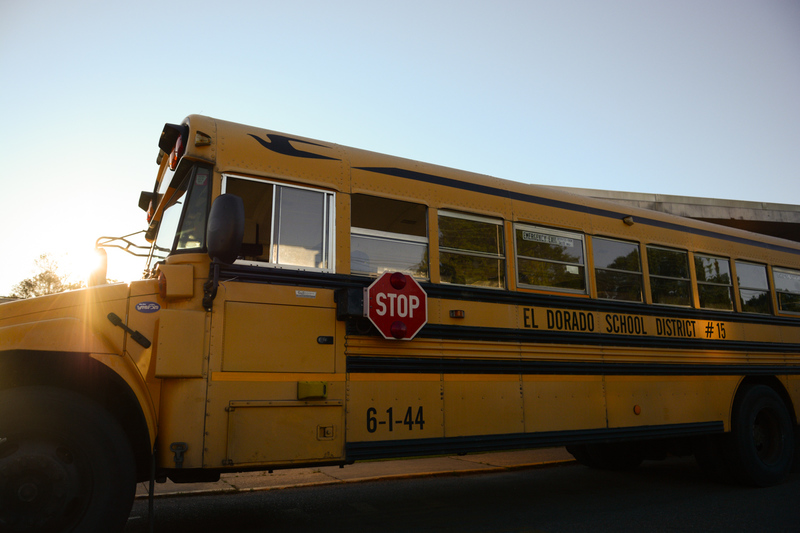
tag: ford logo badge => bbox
[135,301,161,313]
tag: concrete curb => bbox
[135,448,575,499]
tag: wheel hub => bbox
[0,439,85,531]
[752,409,781,464]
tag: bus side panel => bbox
[346,376,444,442]
[605,376,739,431]
[442,375,524,437]
[225,401,344,465]
[522,375,607,432]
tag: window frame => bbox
[149,164,212,265]
[646,245,692,307]
[694,253,734,311]
[350,194,429,280]
[438,209,506,289]
[734,260,772,315]
[222,173,336,273]
[592,236,644,303]
[514,223,588,294]
[773,266,800,315]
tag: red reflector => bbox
[390,320,407,339]
[389,272,407,290]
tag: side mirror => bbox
[206,194,244,265]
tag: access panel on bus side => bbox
[203,281,346,468]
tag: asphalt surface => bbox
[135,447,575,499]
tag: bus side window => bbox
[735,261,771,314]
[224,175,334,271]
[225,177,273,261]
[593,237,643,302]
[515,225,586,293]
[438,210,505,289]
[694,254,734,310]
[646,246,691,306]
[350,194,428,279]
[773,267,800,313]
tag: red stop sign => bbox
[364,272,428,340]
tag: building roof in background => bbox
[552,187,800,243]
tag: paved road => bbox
[125,456,800,532]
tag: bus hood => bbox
[0,283,131,356]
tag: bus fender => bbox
[89,350,159,449]
[0,316,122,355]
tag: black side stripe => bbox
[346,356,800,376]
[346,421,724,460]
[354,166,800,256]
[416,323,800,354]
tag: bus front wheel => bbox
[0,387,137,532]
[729,384,795,487]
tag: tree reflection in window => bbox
[695,254,733,310]
[735,261,771,314]
[593,237,642,302]
[775,267,800,313]
[516,225,586,293]
[439,211,505,288]
[647,246,691,306]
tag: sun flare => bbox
[60,249,107,285]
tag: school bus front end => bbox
[0,281,159,531]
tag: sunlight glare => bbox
[61,249,106,286]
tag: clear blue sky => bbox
[1,0,798,295]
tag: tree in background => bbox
[11,253,84,298]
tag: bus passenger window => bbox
[593,237,642,302]
[351,194,428,279]
[439,211,505,289]
[646,246,691,306]
[735,261,771,314]
[515,225,586,293]
[694,254,734,310]
[224,175,334,271]
[773,267,800,313]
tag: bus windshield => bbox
[149,165,211,268]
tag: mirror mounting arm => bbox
[202,261,221,311]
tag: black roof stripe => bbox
[354,166,800,256]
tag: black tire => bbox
[566,442,643,471]
[728,384,795,487]
[566,444,600,468]
[0,387,136,532]
[693,433,737,483]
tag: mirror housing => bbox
[88,247,108,287]
[138,191,157,212]
[206,194,244,265]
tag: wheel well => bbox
[737,375,797,427]
[0,350,153,481]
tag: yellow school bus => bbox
[2,115,800,530]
